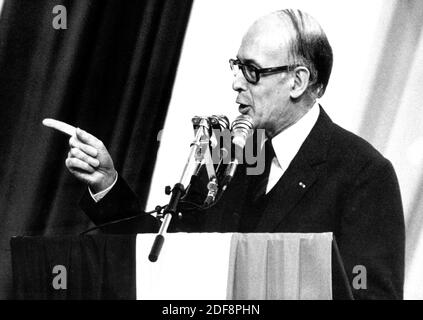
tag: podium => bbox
[10,233,353,300]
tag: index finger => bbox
[42,118,76,136]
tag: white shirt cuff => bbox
[89,173,118,203]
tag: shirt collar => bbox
[270,102,320,170]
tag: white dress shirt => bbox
[265,102,320,193]
[90,173,118,202]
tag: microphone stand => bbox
[149,118,214,262]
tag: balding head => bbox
[245,9,333,98]
[240,14,293,68]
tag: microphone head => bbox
[207,115,229,149]
[231,115,254,149]
[192,116,210,130]
[209,115,230,130]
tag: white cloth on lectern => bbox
[226,232,333,300]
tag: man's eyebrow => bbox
[236,56,261,67]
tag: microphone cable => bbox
[78,198,223,235]
[79,205,167,235]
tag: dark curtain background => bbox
[0,0,193,299]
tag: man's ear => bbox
[289,66,310,99]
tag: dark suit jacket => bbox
[80,107,405,300]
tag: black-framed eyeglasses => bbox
[229,58,299,84]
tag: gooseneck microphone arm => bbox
[149,117,217,262]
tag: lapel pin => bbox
[299,182,306,189]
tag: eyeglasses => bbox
[229,59,299,84]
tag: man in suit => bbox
[66,9,405,299]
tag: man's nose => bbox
[232,70,247,92]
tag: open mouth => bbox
[238,104,251,114]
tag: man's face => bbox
[233,16,295,137]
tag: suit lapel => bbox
[254,106,333,232]
[255,155,317,231]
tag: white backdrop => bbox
[146,0,421,299]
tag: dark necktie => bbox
[250,138,276,201]
[238,139,276,232]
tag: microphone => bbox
[191,115,229,148]
[209,115,230,131]
[202,116,230,206]
[203,147,229,206]
[186,115,229,198]
[208,115,230,148]
[221,115,254,192]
